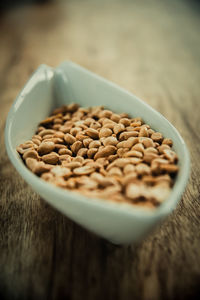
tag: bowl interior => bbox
[54,62,190,213]
[5,62,190,243]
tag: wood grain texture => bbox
[0,0,200,299]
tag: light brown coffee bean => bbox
[94,145,116,160]
[151,132,163,143]
[99,128,113,138]
[85,128,99,139]
[124,150,143,158]
[102,136,118,146]
[162,138,173,147]
[89,140,101,148]
[73,166,95,176]
[123,164,135,174]
[135,163,151,176]
[119,131,138,141]
[88,148,98,159]
[71,141,82,154]
[64,133,76,144]
[38,129,55,137]
[138,127,149,137]
[113,123,125,135]
[58,148,72,156]
[77,148,88,157]
[163,149,178,163]
[23,149,39,160]
[38,141,55,155]
[42,152,59,164]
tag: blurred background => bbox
[0,0,200,125]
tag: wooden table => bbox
[0,0,200,299]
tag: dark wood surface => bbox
[0,0,200,299]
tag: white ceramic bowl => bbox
[5,61,190,244]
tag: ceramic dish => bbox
[5,61,190,244]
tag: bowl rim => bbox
[5,61,190,219]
